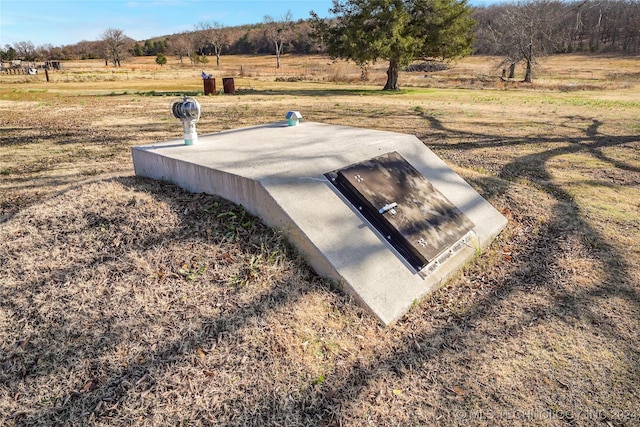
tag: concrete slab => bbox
[132,121,507,325]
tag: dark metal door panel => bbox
[327,151,474,270]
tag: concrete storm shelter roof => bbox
[132,121,507,325]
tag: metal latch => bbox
[379,202,398,215]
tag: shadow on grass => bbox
[287,114,639,424]
[1,110,638,425]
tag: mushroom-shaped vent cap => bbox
[172,96,201,121]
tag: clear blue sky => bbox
[1,0,500,48]
[0,0,337,47]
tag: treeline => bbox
[0,20,319,63]
[2,0,638,63]
[474,0,640,55]
[133,21,319,59]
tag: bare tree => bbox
[263,11,293,69]
[169,32,195,66]
[12,41,36,61]
[475,0,640,56]
[196,21,228,68]
[37,44,54,61]
[575,0,640,53]
[488,0,566,82]
[188,26,210,65]
[192,26,208,57]
[100,28,132,67]
[474,0,640,74]
[72,40,102,60]
[619,0,640,52]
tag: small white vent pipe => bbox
[171,96,201,145]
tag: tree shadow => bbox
[1,111,638,425]
[275,112,639,424]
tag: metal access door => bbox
[326,151,474,271]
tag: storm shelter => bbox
[132,121,507,325]
[326,151,476,274]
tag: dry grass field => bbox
[1,54,639,426]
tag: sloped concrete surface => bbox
[132,121,507,325]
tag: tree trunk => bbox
[523,42,533,83]
[508,62,516,78]
[383,59,400,90]
[360,65,369,81]
[524,59,532,82]
[216,54,221,68]
[275,41,282,69]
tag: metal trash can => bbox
[222,77,235,95]
[203,77,216,95]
